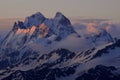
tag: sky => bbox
[0,0,120,20]
[0,0,120,34]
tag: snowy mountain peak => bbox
[54,12,71,25]
[13,22,18,30]
[12,21,25,30]
[0,12,78,51]
[86,22,114,43]
[24,12,46,28]
[12,12,46,30]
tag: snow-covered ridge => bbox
[13,12,73,29]
[0,12,78,50]
[0,39,120,80]
[12,12,76,39]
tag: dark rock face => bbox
[3,65,120,80]
[54,12,71,25]
[92,39,120,59]
[0,49,39,69]
[2,49,77,80]
[76,65,120,80]
[2,71,24,80]
[24,12,46,28]
[3,66,76,80]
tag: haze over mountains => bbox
[0,12,120,80]
[1,16,120,35]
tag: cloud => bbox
[86,22,100,35]
[70,17,109,24]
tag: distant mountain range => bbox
[0,12,120,80]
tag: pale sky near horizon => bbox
[0,0,120,21]
[0,0,120,34]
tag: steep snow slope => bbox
[0,39,120,80]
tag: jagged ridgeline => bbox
[1,12,78,50]
[12,12,76,40]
